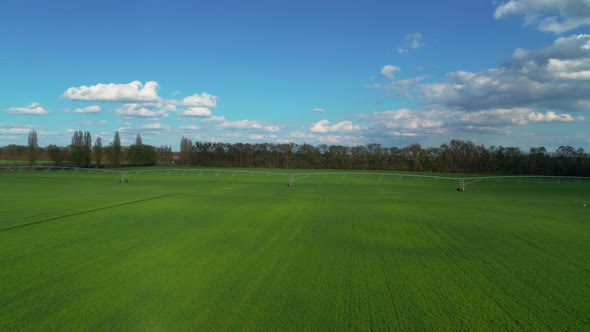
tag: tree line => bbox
[0,130,172,167]
[1,131,589,176]
[178,137,590,176]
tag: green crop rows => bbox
[1,169,589,330]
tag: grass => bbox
[0,160,54,166]
[1,168,589,330]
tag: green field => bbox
[1,168,589,330]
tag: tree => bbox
[110,131,122,166]
[69,130,81,166]
[69,130,91,167]
[94,136,103,166]
[84,131,92,163]
[179,137,193,164]
[27,129,38,166]
[128,143,157,166]
[46,144,66,166]
[156,145,173,163]
[135,133,143,146]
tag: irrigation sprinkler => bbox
[120,172,129,183]
[457,178,465,192]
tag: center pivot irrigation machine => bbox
[3,166,590,192]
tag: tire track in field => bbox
[512,233,590,274]
[0,194,175,232]
[345,219,354,331]
[373,237,405,331]
[416,222,521,327]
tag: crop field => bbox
[1,168,589,330]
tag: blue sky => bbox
[1,0,589,151]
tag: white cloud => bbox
[317,135,366,145]
[546,58,590,79]
[138,123,171,131]
[201,115,226,122]
[421,34,590,112]
[380,65,400,79]
[310,119,362,133]
[360,106,586,140]
[218,120,279,132]
[367,109,446,137]
[0,127,31,134]
[73,105,101,114]
[291,131,316,139]
[63,81,161,102]
[119,122,171,135]
[312,107,326,113]
[179,107,212,117]
[528,110,583,122]
[115,103,169,118]
[7,102,48,115]
[76,120,108,126]
[178,125,201,131]
[397,32,424,54]
[376,76,427,97]
[182,93,217,108]
[494,0,590,33]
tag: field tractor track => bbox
[0,194,175,232]
[416,222,521,327]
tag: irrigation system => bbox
[3,166,590,191]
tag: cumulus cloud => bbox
[137,123,171,131]
[291,131,366,145]
[200,115,226,123]
[6,102,48,115]
[76,120,108,126]
[179,107,212,117]
[73,105,101,114]
[398,32,424,54]
[365,109,445,137]
[377,76,427,97]
[421,34,590,112]
[310,119,362,133]
[291,131,316,140]
[182,92,217,108]
[115,103,169,118]
[218,120,279,132]
[248,134,279,141]
[317,135,367,145]
[546,58,590,79]
[0,127,32,134]
[178,125,201,131]
[119,122,171,134]
[312,107,326,113]
[494,0,590,33]
[380,65,400,79]
[528,110,583,122]
[360,107,584,139]
[63,81,161,102]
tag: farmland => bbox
[1,168,589,330]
